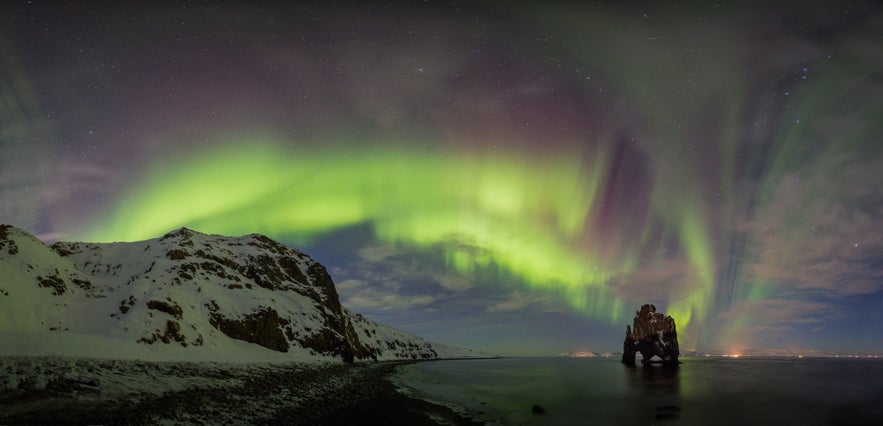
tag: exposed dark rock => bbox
[51,243,77,257]
[161,228,195,247]
[622,325,637,366]
[194,249,241,273]
[37,275,66,295]
[166,249,190,260]
[531,404,545,415]
[207,304,290,353]
[0,224,20,255]
[71,278,92,290]
[198,260,233,280]
[247,233,290,255]
[139,320,188,346]
[307,263,338,302]
[303,262,374,362]
[278,256,309,286]
[169,230,377,361]
[146,300,183,319]
[298,328,354,362]
[245,254,282,289]
[621,304,680,367]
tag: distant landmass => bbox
[557,351,617,358]
[0,225,484,362]
[680,349,882,358]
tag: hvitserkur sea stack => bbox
[621,304,680,367]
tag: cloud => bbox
[606,258,700,301]
[0,143,49,231]
[333,242,478,314]
[338,279,441,311]
[345,291,441,311]
[486,290,564,313]
[0,154,118,235]
[436,274,474,292]
[357,244,400,262]
[35,232,69,243]
[717,299,834,325]
[349,243,476,293]
[334,279,367,293]
[713,298,838,349]
[743,155,883,296]
[43,163,119,205]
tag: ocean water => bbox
[391,357,883,425]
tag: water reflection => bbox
[623,361,683,423]
[397,357,883,425]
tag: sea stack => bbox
[621,325,637,366]
[620,304,679,367]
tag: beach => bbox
[0,356,479,425]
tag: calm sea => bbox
[391,357,883,425]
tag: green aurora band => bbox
[0,1,877,356]
[495,3,883,349]
[65,3,880,352]
[78,139,721,344]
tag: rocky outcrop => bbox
[138,320,193,346]
[206,303,290,353]
[0,224,20,255]
[621,325,637,365]
[621,304,679,367]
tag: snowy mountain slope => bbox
[0,225,483,362]
[346,311,487,361]
[0,225,94,333]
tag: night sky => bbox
[2,1,881,356]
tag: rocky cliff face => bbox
[0,225,482,362]
[621,304,680,367]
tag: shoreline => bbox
[299,361,484,425]
[0,355,487,425]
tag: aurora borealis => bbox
[2,1,882,355]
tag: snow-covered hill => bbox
[0,225,484,362]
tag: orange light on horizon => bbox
[722,353,741,358]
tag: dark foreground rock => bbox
[0,356,481,425]
[621,304,680,367]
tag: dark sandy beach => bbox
[0,356,480,425]
[286,362,482,426]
